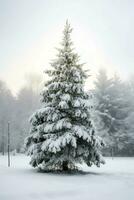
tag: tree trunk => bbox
[62,161,68,171]
[111,147,114,159]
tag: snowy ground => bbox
[0,155,134,200]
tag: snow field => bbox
[0,155,134,200]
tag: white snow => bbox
[59,100,69,109]
[0,155,134,200]
[73,125,91,142]
[61,94,71,102]
[42,132,76,153]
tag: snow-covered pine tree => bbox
[108,75,130,155]
[93,69,113,144]
[94,69,131,156]
[25,21,105,171]
[110,76,133,155]
[125,78,134,155]
[93,69,114,156]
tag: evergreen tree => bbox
[108,75,130,154]
[25,21,104,171]
[123,77,134,155]
[0,80,15,154]
[94,70,131,156]
[93,69,113,155]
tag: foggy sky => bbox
[0,0,134,94]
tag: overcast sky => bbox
[0,0,134,94]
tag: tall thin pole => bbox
[2,121,4,155]
[7,122,10,167]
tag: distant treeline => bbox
[0,74,41,154]
[92,69,134,156]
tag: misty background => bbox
[0,0,134,156]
